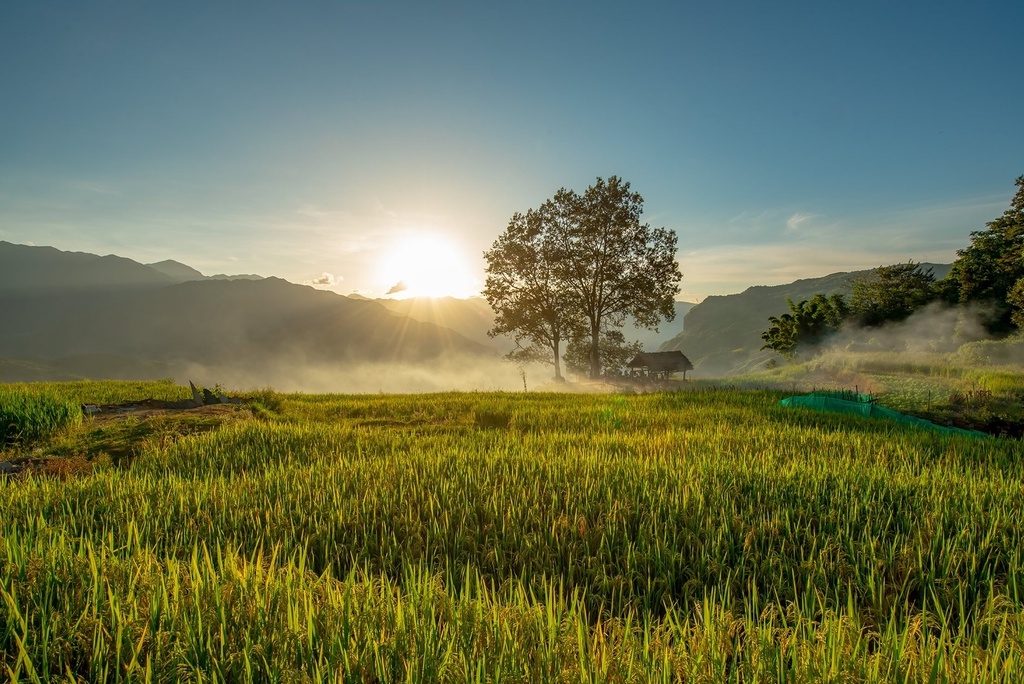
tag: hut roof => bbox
[626,351,694,373]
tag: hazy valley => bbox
[0,241,698,391]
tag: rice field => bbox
[0,385,82,445]
[2,381,1023,682]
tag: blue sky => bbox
[1,2,1021,300]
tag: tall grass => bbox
[1,386,1023,680]
[1,378,192,407]
[0,385,82,444]
[5,530,1019,682]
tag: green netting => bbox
[778,392,988,438]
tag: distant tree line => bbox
[761,174,1024,359]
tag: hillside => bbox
[0,241,176,291]
[373,296,511,351]
[0,243,494,387]
[0,243,263,292]
[0,240,692,386]
[625,300,695,350]
[662,263,952,376]
[0,278,492,381]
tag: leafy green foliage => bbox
[483,208,581,380]
[554,177,683,378]
[946,175,1024,332]
[1008,277,1024,329]
[760,293,849,359]
[850,261,937,327]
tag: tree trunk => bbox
[552,333,563,381]
[589,323,601,379]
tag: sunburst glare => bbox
[377,235,477,298]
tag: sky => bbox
[1,1,1022,301]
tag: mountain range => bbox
[660,263,953,375]
[0,242,491,387]
[3,239,906,386]
[146,259,264,283]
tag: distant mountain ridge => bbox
[147,259,264,282]
[0,242,264,292]
[660,263,952,376]
[0,241,176,291]
[0,242,492,386]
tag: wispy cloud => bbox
[785,212,821,232]
[295,205,335,219]
[304,272,340,288]
[728,209,773,225]
[78,181,121,195]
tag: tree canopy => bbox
[945,175,1024,332]
[760,294,849,359]
[850,261,937,327]
[484,176,682,379]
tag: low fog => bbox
[180,356,555,394]
[833,302,991,354]
[809,302,1024,367]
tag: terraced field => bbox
[1,380,1022,681]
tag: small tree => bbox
[850,261,936,327]
[760,294,848,359]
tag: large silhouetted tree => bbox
[482,208,581,380]
[551,177,682,378]
[484,176,682,379]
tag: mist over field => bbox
[827,302,999,356]
[181,356,549,394]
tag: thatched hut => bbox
[626,351,694,380]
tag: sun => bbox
[378,235,477,298]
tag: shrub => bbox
[242,388,285,419]
[473,401,512,429]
